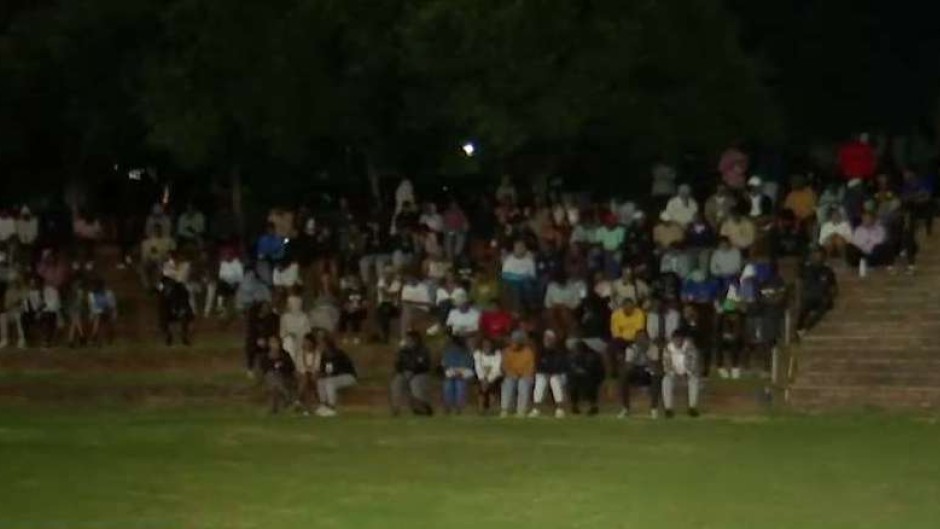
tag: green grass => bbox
[1,409,939,529]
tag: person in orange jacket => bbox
[499,330,536,417]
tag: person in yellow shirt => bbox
[609,298,646,373]
[783,175,818,234]
[500,330,536,417]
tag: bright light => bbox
[462,142,476,157]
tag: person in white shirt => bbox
[206,251,244,317]
[400,274,432,340]
[663,184,699,227]
[39,280,62,348]
[818,208,853,259]
[501,240,537,311]
[394,178,415,216]
[427,275,467,336]
[473,337,503,414]
[0,209,16,245]
[15,206,39,249]
[419,202,444,234]
[272,260,301,291]
[662,330,701,418]
[375,266,402,343]
[280,295,312,366]
[445,291,480,337]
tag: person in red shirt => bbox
[480,302,514,341]
[837,133,876,181]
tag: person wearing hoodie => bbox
[441,334,475,414]
[473,337,503,414]
[618,330,662,418]
[662,330,701,418]
[568,340,606,415]
[390,331,433,416]
[315,340,357,417]
[530,330,568,418]
[500,330,536,417]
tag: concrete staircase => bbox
[788,229,940,411]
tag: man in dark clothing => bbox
[316,342,358,417]
[618,330,663,419]
[258,335,298,414]
[797,248,838,337]
[246,301,279,376]
[158,276,193,347]
[568,340,606,416]
[531,330,569,418]
[389,331,433,416]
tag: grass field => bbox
[1,408,938,529]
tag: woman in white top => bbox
[40,279,61,348]
[473,337,503,414]
[818,208,853,259]
[280,295,312,365]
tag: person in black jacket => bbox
[157,276,193,347]
[797,247,838,337]
[530,330,568,418]
[389,331,433,416]
[258,335,298,414]
[569,340,606,416]
[245,300,279,377]
[618,330,663,419]
[315,339,357,417]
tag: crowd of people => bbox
[1,135,934,418]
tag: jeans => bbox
[662,373,700,410]
[359,254,390,285]
[444,231,467,260]
[317,374,357,407]
[500,375,534,415]
[389,372,432,414]
[443,377,469,411]
[533,374,566,406]
[501,279,536,313]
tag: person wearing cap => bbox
[568,340,606,415]
[609,297,647,375]
[664,184,699,227]
[662,330,701,417]
[530,330,568,418]
[618,330,662,418]
[445,290,480,338]
[652,211,685,250]
[745,176,774,219]
[500,330,536,417]
[719,208,756,252]
[473,337,503,414]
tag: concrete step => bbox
[789,385,940,410]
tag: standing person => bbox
[389,331,433,416]
[443,200,470,259]
[66,278,89,348]
[39,278,61,348]
[618,330,662,418]
[473,337,503,415]
[157,276,193,347]
[662,331,701,418]
[245,300,278,377]
[0,272,27,349]
[258,335,299,415]
[87,278,117,346]
[337,274,367,345]
[315,340,358,417]
[500,330,536,418]
[568,340,606,415]
[530,330,568,418]
[441,334,475,415]
[375,266,402,343]
[15,207,39,264]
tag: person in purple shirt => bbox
[847,212,891,268]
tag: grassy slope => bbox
[0,409,938,529]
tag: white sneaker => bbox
[425,324,441,336]
[499,410,509,419]
[527,408,541,418]
[650,409,659,419]
[554,408,565,419]
[316,405,337,418]
[718,368,730,379]
[731,368,742,380]
[617,408,629,419]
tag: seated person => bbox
[847,212,891,269]
[797,248,837,337]
[618,330,662,418]
[400,273,433,339]
[258,335,299,414]
[140,225,176,288]
[531,330,568,418]
[390,331,433,416]
[445,291,480,338]
[818,208,853,259]
[709,237,742,287]
[473,337,503,415]
[87,279,117,346]
[568,340,606,416]
[429,275,467,336]
[542,271,582,339]
[315,340,357,417]
[337,274,366,345]
[500,330,536,418]
[662,330,701,418]
[441,334,475,415]
[608,297,647,373]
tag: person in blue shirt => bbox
[441,334,475,414]
[255,222,286,284]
